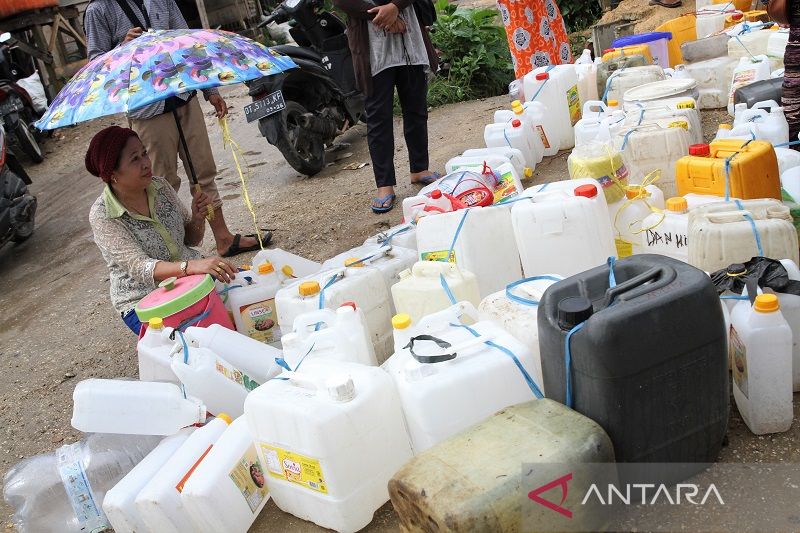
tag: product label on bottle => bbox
[493,169,522,203]
[260,443,327,494]
[215,358,260,391]
[729,69,756,105]
[176,445,213,493]
[614,238,633,258]
[730,326,749,398]
[229,444,270,512]
[567,85,582,125]
[239,298,278,343]
[595,162,629,192]
[536,124,551,150]
[57,442,110,531]
[421,250,457,263]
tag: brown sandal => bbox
[649,0,682,7]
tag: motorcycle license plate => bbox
[244,91,286,123]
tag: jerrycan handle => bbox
[600,266,676,308]
[291,309,338,338]
[583,100,608,116]
[407,329,496,364]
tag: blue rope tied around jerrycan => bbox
[564,257,618,408]
[721,138,764,257]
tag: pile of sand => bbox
[598,0,698,34]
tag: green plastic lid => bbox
[135,274,215,322]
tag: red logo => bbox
[528,473,573,518]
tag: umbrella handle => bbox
[174,108,214,221]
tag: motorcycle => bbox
[245,0,364,176]
[0,32,44,164]
[0,122,36,249]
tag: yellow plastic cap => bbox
[511,99,522,107]
[281,265,294,278]
[149,317,164,329]
[677,100,695,109]
[299,281,321,296]
[258,262,275,274]
[719,123,732,130]
[392,313,412,330]
[524,167,534,178]
[345,257,364,267]
[216,413,233,425]
[666,197,688,212]
[607,99,619,107]
[625,186,645,200]
[241,264,251,271]
[754,293,780,313]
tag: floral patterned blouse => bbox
[89,176,202,315]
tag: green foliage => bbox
[426,0,514,107]
[558,0,603,33]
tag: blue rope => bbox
[216,284,243,305]
[505,275,562,306]
[176,308,211,332]
[530,64,556,102]
[176,331,190,398]
[774,140,800,148]
[315,273,343,331]
[608,256,617,288]
[734,199,764,256]
[621,128,635,151]
[449,322,544,399]
[447,208,470,262]
[564,322,585,408]
[720,295,750,300]
[440,273,458,305]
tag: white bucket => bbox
[603,65,666,104]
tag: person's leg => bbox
[129,113,181,193]
[784,4,800,148]
[395,65,433,182]
[177,98,261,254]
[365,67,399,209]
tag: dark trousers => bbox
[365,65,429,188]
[784,0,800,148]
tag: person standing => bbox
[784,1,800,147]
[84,0,269,256]
[334,0,439,213]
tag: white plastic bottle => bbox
[181,417,271,533]
[103,429,196,533]
[137,317,180,383]
[391,313,414,355]
[575,48,599,106]
[493,100,545,163]
[730,294,793,435]
[227,261,282,344]
[71,379,206,436]
[641,197,690,262]
[493,100,553,158]
[171,346,257,418]
[279,304,378,369]
[135,415,232,533]
[484,119,539,170]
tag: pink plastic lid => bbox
[135,274,214,321]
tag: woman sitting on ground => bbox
[87,126,237,335]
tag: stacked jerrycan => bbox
[490,101,544,162]
[620,98,703,145]
[484,117,541,171]
[574,100,625,147]
[728,100,789,146]
[458,147,528,177]
[603,65,667,103]
[244,358,413,532]
[275,265,394,363]
[676,33,736,109]
[538,255,729,480]
[513,179,616,277]
[251,248,322,286]
[321,242,417,303]
[225,261,282,345]
[728,55,772,115]
[728,26,783,71]
[445,150,529,181]
[391,261,481,323]
[415,204,522,298]
[523,64,581,150]
[382,302,540,453]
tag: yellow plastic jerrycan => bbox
[601,45,654,65]
[656,14,696,67]
[675,140,781,200]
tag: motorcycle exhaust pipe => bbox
[298,113,337,139]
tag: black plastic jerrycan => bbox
[538,255,729,465]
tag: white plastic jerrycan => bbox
[103,428,196,533]
[322,243,417,294]
[382,302,540,453]
[183,323,283,385]
[171,345,260,418]
[416,206,522,298]
[494,99,559,157]
[680,56,738,110]
[276,266,394,363]
[71,379,206,436]
[135,415,232,533]
[730,294,793,435]
[575,48,599,105]
[484,119,539,170]
[641,197,690,263]
[574,100,625,147]
[728,55,772,115]
[776,147,800,177]
[511,189,617,278]
[137,317,180,383]
[280,304,377,369]
[524,65,581,150]
[478,275,563,395]
[364,222,417,252]
[252,248,322,286]
[492,101,545,163]
[180,416,271,533]
[226,261,282,344]
[462,147,527,178]
[244,359,413,533]
[391,261,481,324]
[608,185,666,258]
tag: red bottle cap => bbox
[340,301,357,310]
[603,48,615,54]
[689,144,711,157]
[511,119,522,127]
[574,184,598,198]
[431,189,443,198]
[535,72,549,81]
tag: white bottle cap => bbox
[326,375,355,402]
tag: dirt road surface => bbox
[1,85,799,531]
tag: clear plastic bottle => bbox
[3,433,160,533]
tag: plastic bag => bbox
[15,71,47,114]
[710,257,800,301]
[567,140,629,204]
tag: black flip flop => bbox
[649,0,682,7]
[221,231,273,257]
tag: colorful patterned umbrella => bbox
[35,29,296,130]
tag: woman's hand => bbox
[191,189,213,223]
[387,18,406,33]
[187,256,237,283]
[368,3,399,29]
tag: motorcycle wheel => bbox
[275,101,325,176]
[15,120,44,164]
